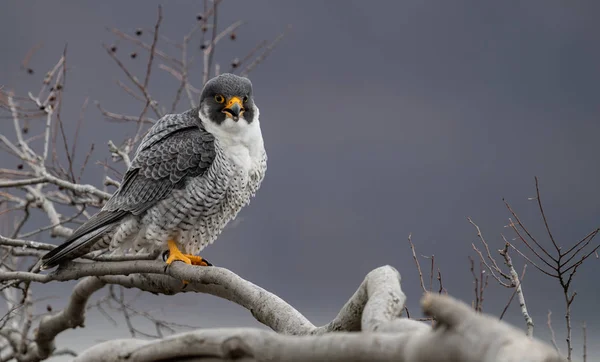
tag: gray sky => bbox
[1,1,599,360]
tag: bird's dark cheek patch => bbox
[243,109,254,124]
[210,111,227,125]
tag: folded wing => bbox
[41,110,215,269]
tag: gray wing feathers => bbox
[41,110,216,268]
[63,210,129,243]
[104,112,215,214]
[41,224,112,269]
[135,108,201,156]
[40,211,124,269]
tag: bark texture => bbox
[2,261,563,362]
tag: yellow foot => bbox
[165,239,211,266]
[186,255,212,267]
[165,240,212,285]
[165,240,192,266]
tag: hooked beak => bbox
[222,96,245,121]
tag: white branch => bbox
[4,264,405,360]
[500,245,534,337]
[41,105,54,162]
[0,261,564,362]
[107,140,131,168]
[74,293,564,362]
[0,174,111,201]
[1,263,403,334]
[20,277,105,362]
[25,185,73,238]
[0,235,55,251]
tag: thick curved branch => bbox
[102,264,406,335]
[314,265,406,334]
[19,277,105,362]
[2,261,564,362]
[76,329,411,362]
[6,262,404,334]
[10,264,409,360]
[74,293,564,362]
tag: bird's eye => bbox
[214,94,225,104]
[243,96,249,103]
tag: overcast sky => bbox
[1,1,599,360]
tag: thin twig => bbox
[203,0,220,85]
[102,44,161,118]
[407,233,426,293]
[533,177,561,255]
[107,28,181,66]
[547,310,560,354]
[70,97,89,166]
[504,234,558,278]
[240,26,290,77]
[95,102,155,124]
[582,321,587,362]
[504,199,557,264]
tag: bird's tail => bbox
[40,225,111,270]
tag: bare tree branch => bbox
[74,293,564,362]
[0,174,110,200]
[407,233,426,293]
[19,277,105,361]
[240,26,290,77]
[547,310,560,354]
[499,244,533,336]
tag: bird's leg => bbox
[165,239,192,265]
[164,239,212,267]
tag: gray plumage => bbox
[42,74,267,269]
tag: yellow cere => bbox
[226,96,243,108]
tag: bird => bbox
[41,73,267,270]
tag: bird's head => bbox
[198,73,256,129]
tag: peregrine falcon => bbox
[41,73,267,270]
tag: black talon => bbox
[162,251,171,273]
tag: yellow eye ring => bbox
[243,96,249,103]
[214,94,225,103]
